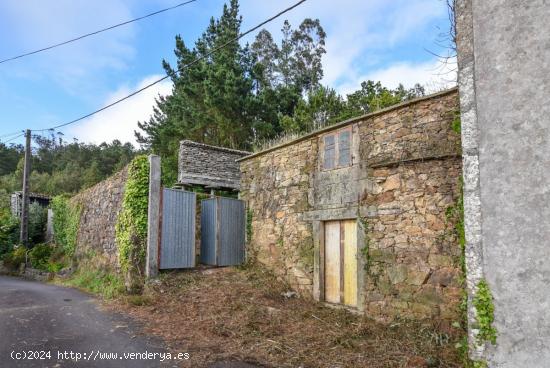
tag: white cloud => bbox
[0,0,136,96]
[337,57,457,95]
[68,75,172,146]
[239,0,449,92]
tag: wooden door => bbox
[324,220,357,307]
[324,221,341,304]
[342,220,358,306]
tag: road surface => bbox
[0,276,177,368]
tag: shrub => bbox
[0,208,19,258]
[67,267,125,299]
[115,155,149,292]
[28,243,53,271]
[3,246,27,270]
[51,195,81,256]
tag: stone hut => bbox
[178,140,251,191]
[239,88,463,322]
[10,191,50,218]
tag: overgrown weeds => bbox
[110,266,464,368]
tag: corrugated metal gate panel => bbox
[159,188,196,269]
[200,199,217,265]
[200,197,245,266]
[218,198,245,266]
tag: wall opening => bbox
[323,219,358,307]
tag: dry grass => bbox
[109,266,463,368]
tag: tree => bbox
[345,81,425,117]
[136,0,269,183]
[251,19,326,94]
[281,86,348,133]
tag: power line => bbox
[1,133,25,144]
[0,130,24,139]
[35,0,307,133]
[0,0,199,65]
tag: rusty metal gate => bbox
[159,188,196,269]
[200,197,245,266]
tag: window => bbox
[323,134,336,169]
[322,128,352,170]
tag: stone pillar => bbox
[312,221,324,302]
[146,155,161,278]
[45,209,54,243]
[456,0,550,366]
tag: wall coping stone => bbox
[238,87,459,163]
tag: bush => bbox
[3,246,27,270]
[115,155,149,292]
[28,243,53,271]
[51,195,81,256]
[67,267,125,299]
[0,208,19,258]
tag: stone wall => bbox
[178,140,251,190]
[240,89,463,322]
[71,167,128,268]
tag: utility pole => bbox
[19,129,31,247]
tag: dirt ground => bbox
[109,266,464,368]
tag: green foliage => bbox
[246,208,253,244]
[359,217,371,272]
[473,279,497,345]
[66,266,125,300]
[0,134,137,198]
[446,178,466,272]
[346,81,425,117]
[281,85,349,133]
[51,195,81,256]
[28,243,53,270]
[115,155,149,276]
[2,246,27,270]
[28,202,47,244]
[0,208,19,258]
[452,110,462,134]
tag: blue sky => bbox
[0,0,455,146]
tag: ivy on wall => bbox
[473,279,497,344]
[115,155,149,282]
[51,195,81,256]
[447,178,496,367]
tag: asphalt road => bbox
[0,276,178,368]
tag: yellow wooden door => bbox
[324,221,341,304]
[342,220,358,307]
[324,220,358,307]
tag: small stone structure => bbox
[239,88,462,322]
[10,192,50,218]
[178,140,251,191]
[71,167,128,268]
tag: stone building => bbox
[239,88,463,322]
[10,191,50,218]
[178,140,250,191]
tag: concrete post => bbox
[146,155,161,278]
[456,0,550,365]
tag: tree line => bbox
[0,134,137,201]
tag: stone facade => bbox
[71,167,128,268]
[178,140,250,190]
[239,89,463,322]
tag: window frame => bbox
[321,126,352,171]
